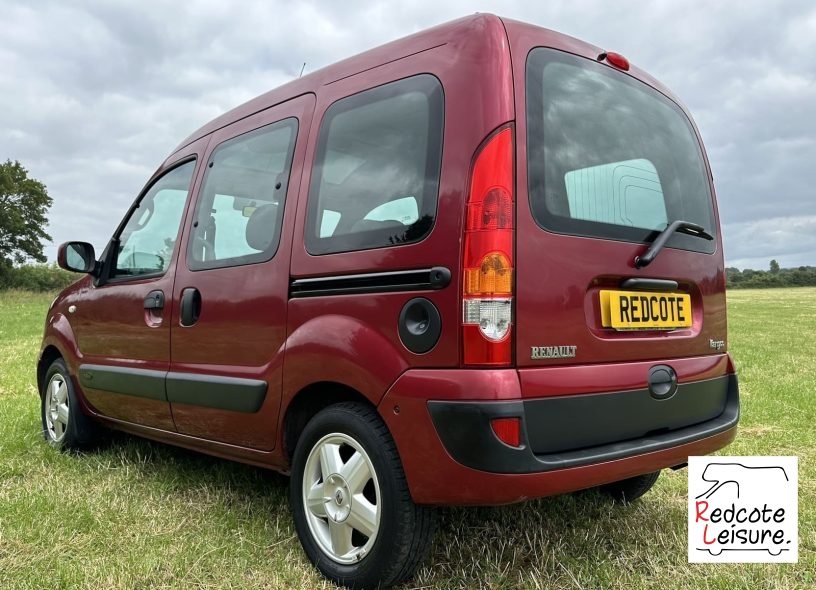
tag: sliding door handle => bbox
[180,288,201,327]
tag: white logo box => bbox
[688,456,798,563]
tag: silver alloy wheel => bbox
[302,432,381,564]
[44,372,70,443]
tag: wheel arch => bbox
[282,381,375,464]
[38,312,80,393]
[37,345,64,395]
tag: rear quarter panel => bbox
[282,15,515,406]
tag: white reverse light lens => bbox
[463,298,512,341]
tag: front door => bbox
[168,95,314,449]
[72,139,206,429]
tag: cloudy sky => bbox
[1,0,814,270]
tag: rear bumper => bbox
[428,374,738,473]
[378,365,739,506]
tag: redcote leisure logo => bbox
[688,456,798,563]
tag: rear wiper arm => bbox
[634,220,714,269]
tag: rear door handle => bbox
[143,290,165,310]
[180,288,202,327]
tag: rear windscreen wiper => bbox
[634,220,714,268]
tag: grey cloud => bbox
[723,215,816,269]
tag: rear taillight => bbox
[462,126,514,366]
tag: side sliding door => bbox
[168,94,315,449]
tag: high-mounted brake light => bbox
[462,126,514,366]
[599,51,630,71]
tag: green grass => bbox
[0,288,813,589]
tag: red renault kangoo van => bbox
[41,14,738,589]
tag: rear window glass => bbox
[526,48,715,253]
[305,75,444,255]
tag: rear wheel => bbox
[290,402,436,589]
[41,358,100,450]
[598,470,660,503]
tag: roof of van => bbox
[173,13,680,155]
[173,13,507,152]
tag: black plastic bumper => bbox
[427,374,739,474]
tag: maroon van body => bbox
[40,14,738,589]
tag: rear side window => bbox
[188,119,297,270]
[306,75,444,255]
[526,48,715,253]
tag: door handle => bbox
[143,290,165,310]
[180,288,202,327]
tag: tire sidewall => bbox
[290,404,407,588]
[40,358,80,449]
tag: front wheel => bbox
[40,358,100,450]
[290,402,436,589]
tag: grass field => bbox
[0,288,813,589]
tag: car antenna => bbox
[299,62,306,78]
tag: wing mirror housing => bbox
[57,241,99,275]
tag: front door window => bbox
[113,160,196,278]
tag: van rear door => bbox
[515,47,727,371]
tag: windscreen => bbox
[526,48,716,253]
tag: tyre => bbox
[598,470,660,503]
[41,358,100,450]
[290,402,436,589]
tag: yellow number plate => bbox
[599,290,692,330]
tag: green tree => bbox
[0,160,52,270]
[770,259,780,274]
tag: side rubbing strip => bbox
[78,364,167,401]
[77,364,267,413]
[166,373,267,413]
[290,266,451,298]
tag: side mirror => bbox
[57,241,97,274]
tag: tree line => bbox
[1,263,78,291]
[726,263,816,289]
[0,159,72,291]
